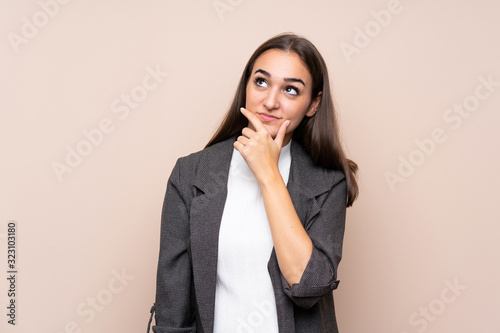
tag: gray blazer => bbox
[152,136,347,333]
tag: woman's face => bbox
[245,49,321,145]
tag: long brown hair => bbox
[206,33,358,206]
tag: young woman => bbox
[149,33,358,333]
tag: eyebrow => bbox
[254,69,305,86]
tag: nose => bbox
[263,88,280,110]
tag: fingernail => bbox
[240,107,246,111]
[286,120,290,126]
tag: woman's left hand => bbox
[234,107,290,184]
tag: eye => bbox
[285,86,299,96]
[254,77,268,88]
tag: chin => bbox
[264,126,279,138]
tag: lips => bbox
[257,113,280,122]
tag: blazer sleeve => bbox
[280,173,347,309]
[153,159,197,332]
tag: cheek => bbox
[285,119,302,134]
[245,87,260,107]
[283,102,310,123]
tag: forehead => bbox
[252,49,312,83]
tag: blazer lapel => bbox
[288,140,332,229]
[189,137,234,333]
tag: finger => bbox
[233,140,247,154]
[240,107,266,132]
[241,127,255,139]
[236,135,250,146]
[274,120,290,149]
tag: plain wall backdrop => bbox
[1,0,499,332]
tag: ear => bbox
[305,91,323,117]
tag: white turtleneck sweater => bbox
[213,141,292,333]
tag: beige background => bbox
[1,0,499,332]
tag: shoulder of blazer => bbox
[174,137,236,196]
